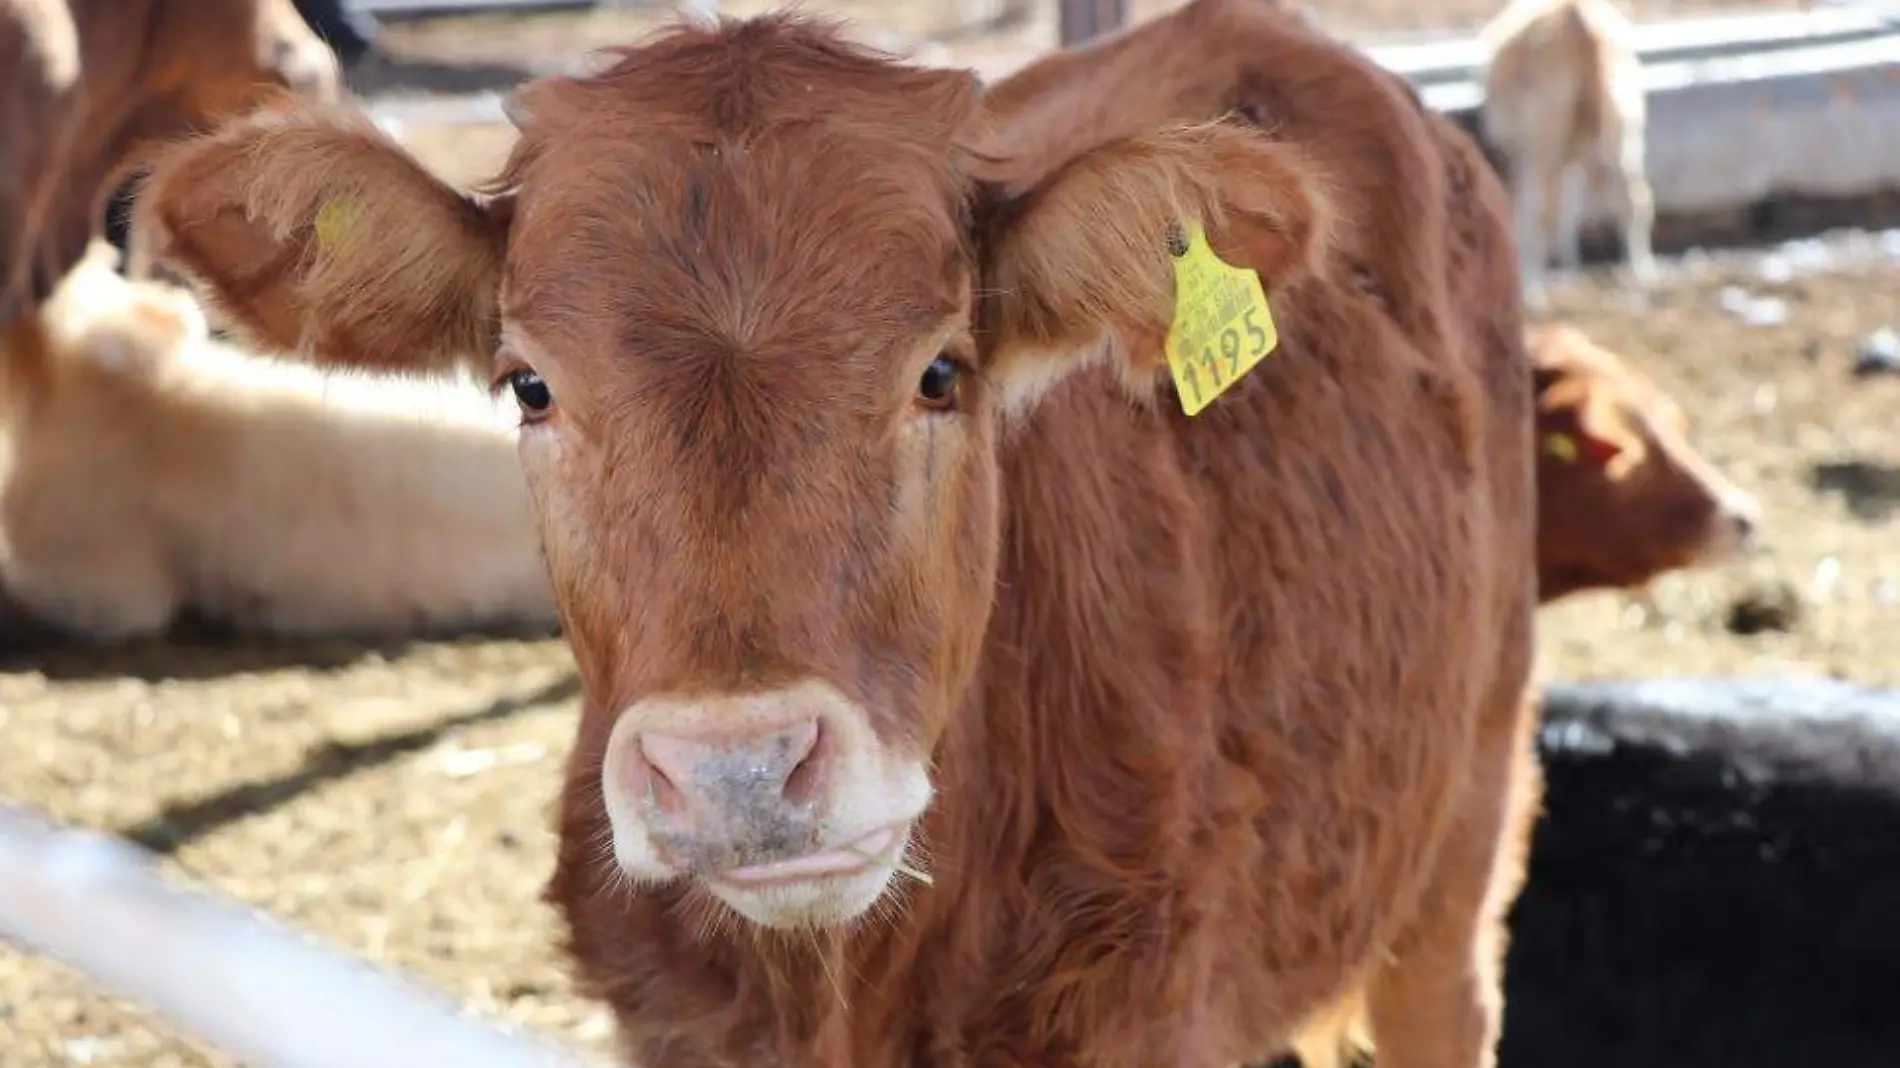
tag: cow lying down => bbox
[0,242,557,645]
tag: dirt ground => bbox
[4,0,1897,1064]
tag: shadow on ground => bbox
[115,671,580,856]
[0,608,560,683]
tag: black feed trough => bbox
[1266,676,1900,1068]
[1502,677,1900,1068]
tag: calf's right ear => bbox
[133,107,508,377]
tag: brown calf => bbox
[1,0,339,321]
[1531,323,1759,601]
[1477,0,1657,309]
[136,2,1540,1064]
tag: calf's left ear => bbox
[975,121,1332,414]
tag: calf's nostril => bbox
[779,719,826,805]
[630,736,690,818]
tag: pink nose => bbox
[628,719,826,832]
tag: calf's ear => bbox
[133,106,508,377]
[975,121,1332,416]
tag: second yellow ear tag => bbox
[314,195,359,253]
[1543,432,1579,463]
[1165,222,1279,417]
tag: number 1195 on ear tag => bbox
[1164,222,1280,417]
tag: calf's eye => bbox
[917,355,964,411]
[508,368,553,416]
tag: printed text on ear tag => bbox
[1165,222,1279,417]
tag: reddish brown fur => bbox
[134,2,1540,1064]
[1,0,338,322]
[1530,323,1758,602]
[1257,321,1760,1068]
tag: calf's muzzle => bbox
[619,717,830,873]
[598,681,932,926]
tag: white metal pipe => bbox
[0,799,602,1068]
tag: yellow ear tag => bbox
[313,195,359,253]
[1165,222,1279,417]
[1543,432,1579,463]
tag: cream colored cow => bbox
[1479,0,1657,307]
[0,243,556,644]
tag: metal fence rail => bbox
[0,799,601,1068]
[1380,3,1900,90]
[1420,33,1900,213]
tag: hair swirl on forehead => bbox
[492,12,983,146]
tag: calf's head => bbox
[1530,324,1760,601]
[133,14,1329,928]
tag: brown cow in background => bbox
[137,1,1540,1065]
[1,0,339,322]
[1531,323,1760,601]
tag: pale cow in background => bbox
[1478,0,1657,308]
[0,243,557,645]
